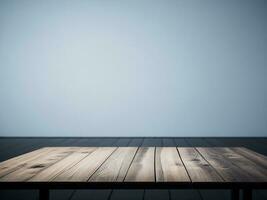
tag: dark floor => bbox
[0,137,266,200]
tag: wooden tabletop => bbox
[0,147,267,186]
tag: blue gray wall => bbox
[0,0,266,137]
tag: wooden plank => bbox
[232,147,267,169]
[0,147,51,166]
[211,147,267,182]
[0,139,53,200]
[142,140,168,200]
[155,147,190,182]
[67,139,119,200]
[90,147,138,182]
[204,139,267,200]
[109,139,144,200]
[171,139,202,200]
[30,147,97,182]
[186,138,230,200]
[0,147,60,178]
[37,139,82,200]
[124,147,155,182]
[0,147,76,182]
[197,147,255,182]
[0,139,77,200]
[0,138,53,161]
[54,147,116,182]
[178,147,223,182]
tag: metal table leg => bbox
[231,188,240,200]
[39,189,49,200]
[243,189,252,200]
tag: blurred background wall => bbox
[0,0,266,137]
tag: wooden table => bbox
[0,147,267,200]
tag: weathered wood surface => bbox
[124,147,155,182]
[156,147,189,182]
[0,147,267,183]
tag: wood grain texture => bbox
[211,147,267,182]
[124,147,155,182]
[0,147,55,177]
[0,146,266,184]
[197,147,255,182]
[90,147,138,182]
[232,147,267,169]
[177,147,223,182]
[155,147,190,182]
[53,147,116,182]
[0,147,76,181]
[30,147,97,182]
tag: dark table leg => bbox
[231,188,240,200]
[39,189,49,200]
[243,189,252,200]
